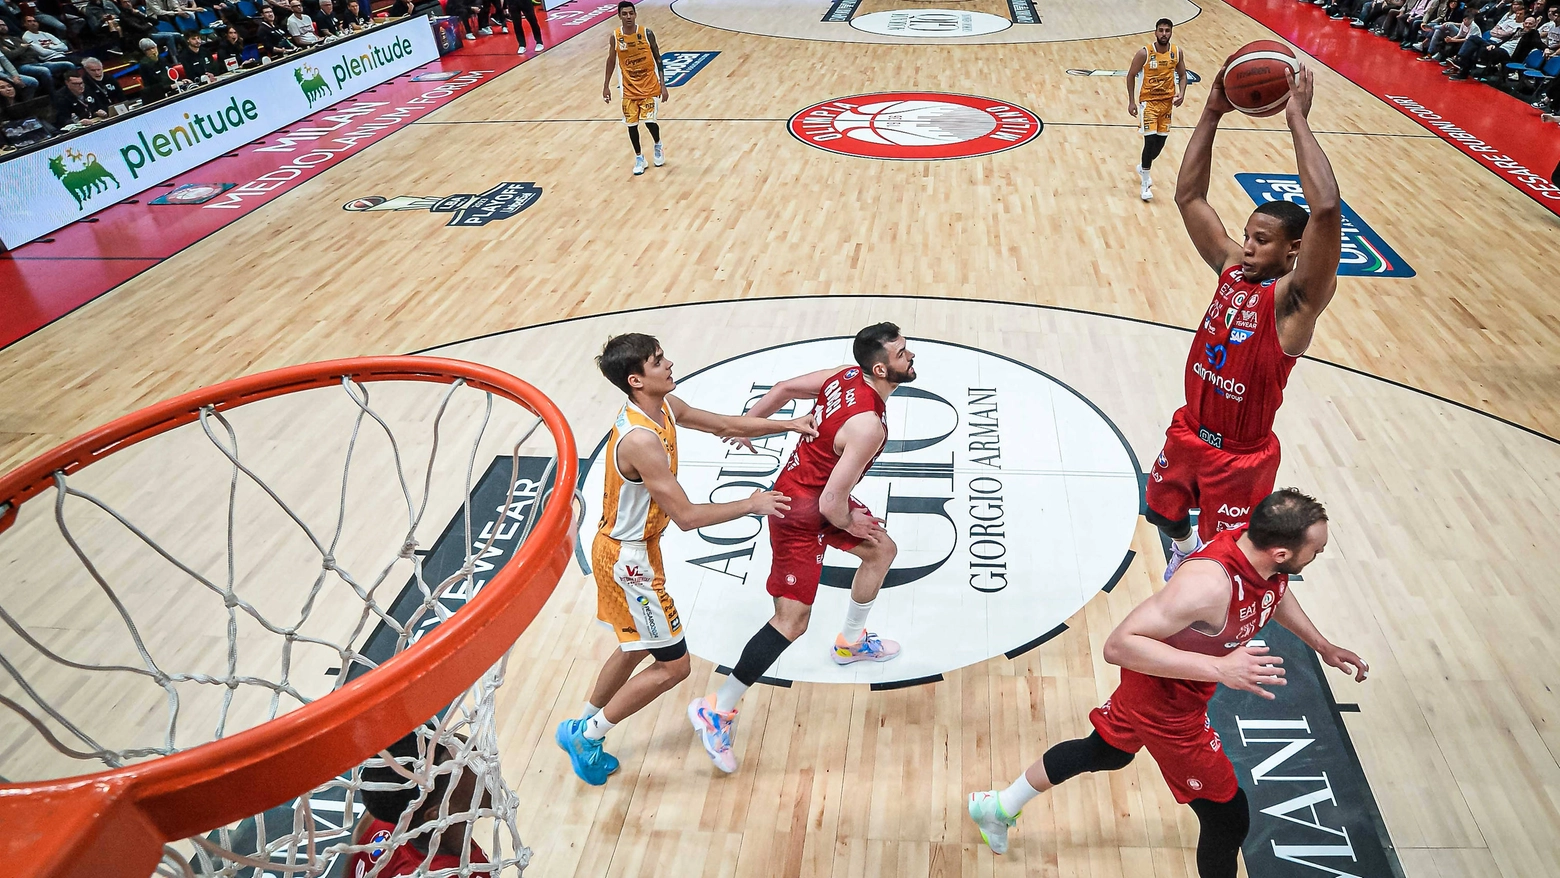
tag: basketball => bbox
[1223,40,1300,117]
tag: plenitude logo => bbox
[0,18,439,249]
[1236,173,1415,278]
[788,92,1041,161]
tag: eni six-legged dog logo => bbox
[48,147,121,209]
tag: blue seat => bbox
[1518,54,1560,93]
[237,0,259,16]
[241,44,259,63]
[1505,48,1543,73]
[155,20,178,32]
[196,9,219,26]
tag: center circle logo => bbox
[581,337,1139,685]
[788,92,1042,161]
[850,9,1012,38]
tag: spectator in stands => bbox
[446,0,477,40]
[145,0,199,26]
[0,49,39,100]
[175,30,219,82]
[134,36,173,99]
[212,24,253,69]
[387,0,413,17]
[81,0,123,40]
[0,76,59,149]
[4,0,71,39]
[53,68,111,124]
[20,15,72,63]
[286,0,319,44]
[1383,0,1438,39]
[476,0,507,37]
[1450,6,1535,76]
[310,0,340,37]
[1350,0,1405,31]
[1446,0,1523,75]
[114,0,179,57]
[1405,0,1459,47]
[339,0,371,30]
[81,56,126,103]
[256,4,297,58]
[1,19,72,92]
[1420,6,1478,57]
[1541,3,1560,52]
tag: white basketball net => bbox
[0,372,574,878]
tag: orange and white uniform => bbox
[592,401,683,650]
[613,26,661,125]
[1136,43,1181,135]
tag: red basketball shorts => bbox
[1089,692,1238,805]
[765,496,870,605]
[1145,410,1281,541]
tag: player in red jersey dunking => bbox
[688,323,914,773]
[1147,64,1344,580]
[966,489,1368,876]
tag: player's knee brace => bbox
[1188,789,1251,878]
[1143,507,1192,538]
[648,639,688,663]
[1040,732,1135,785]
[731,622,793,686]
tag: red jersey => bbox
[1116,527,1288,724]
[347,820,488,878]
[774,366,887,500]
[1181,265,1299,452]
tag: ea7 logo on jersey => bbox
[1240,604,1256,621]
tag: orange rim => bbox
[0,357,579,878]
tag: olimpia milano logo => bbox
[788,92,1042,161]
[580,337,1140,685]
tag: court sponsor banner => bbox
[661,51,719,87]
[1209,623,1403,878]
[0,17,437,249]
[1236,173,1414,278]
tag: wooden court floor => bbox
[0,1,1556,876]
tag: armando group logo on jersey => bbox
[579,338,1139,685]
[1236,173,1415,278]
[788,92,1042,161]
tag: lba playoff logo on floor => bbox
[789,93,1041,161]
[580,338,1139,685]
[1237,174,1415,278]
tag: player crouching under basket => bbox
[349,730,491,877]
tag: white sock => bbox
[841,599,874,642]
[1172,531,1200,554]
[997,774,1041,818]
[714,675,749,714]
[580,702,601,721]
[582,712,615,741]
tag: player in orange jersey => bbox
[555,333,816,786]
[602,1,669,176]
[1127,17,1188,201]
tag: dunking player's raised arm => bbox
[666,394,816,440]
[1101,560,1288,700]
[1174,65,1243,274]
[1275,65,1342,357]
[818,413,887,541]
[742,367,844,419]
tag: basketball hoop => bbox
[0,357,579,878]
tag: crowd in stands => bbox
[0,0,401,150]
[1296,0,1560,120]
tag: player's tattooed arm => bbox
[743,366,842,420]
[665,394,818,440]
[1271,589,1368,682]
[1126,47,1146,116]
[1276,65,1342,357]
[1103,560,1287,699]
[1175,64,1242,275]
[646,28,668,100]
[602,33,616,102]
[617,429,791,529]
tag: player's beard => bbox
[1274,557,1306,576]
[885,364,916,384]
